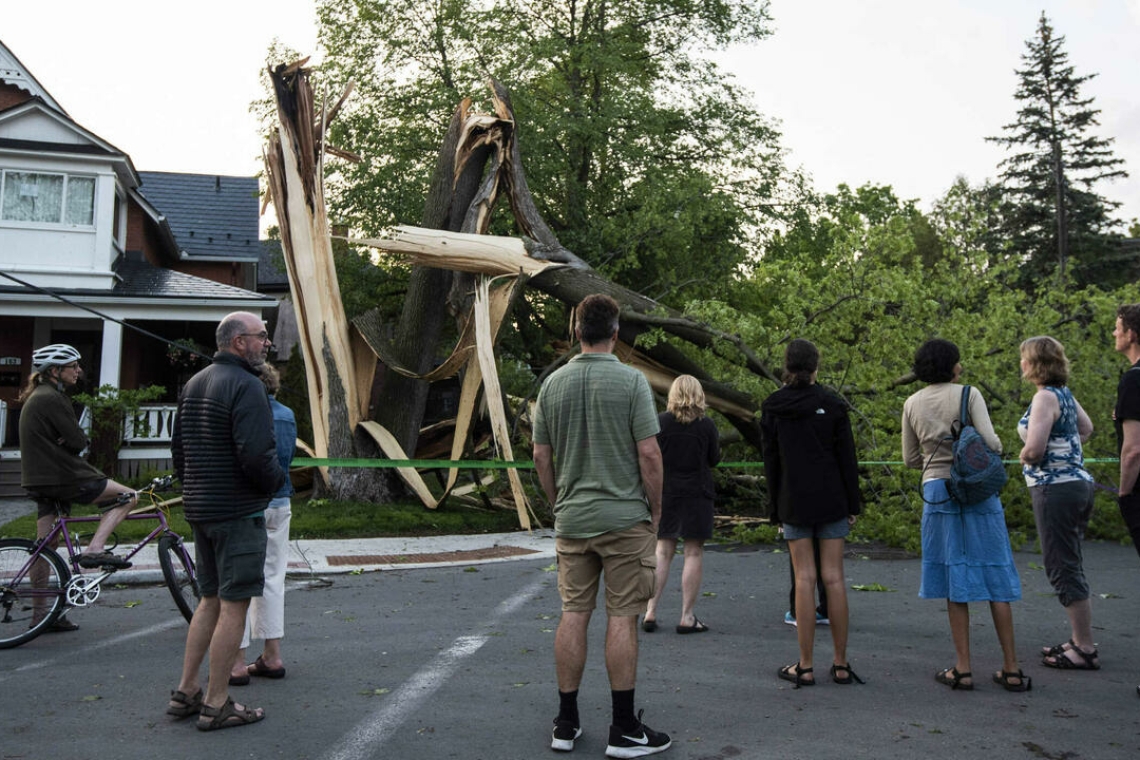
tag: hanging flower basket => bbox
[167,339,210,372]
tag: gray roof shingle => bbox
[0,257,274,303]
[113,257,273,301]
[257,239,290,290]
[137,171,260,261]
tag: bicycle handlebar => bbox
[150,474,175,490]
[103,475,178,507]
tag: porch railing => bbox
[122,404,178,445]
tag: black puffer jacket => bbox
[759,383,861,526]
[172,352,285,522]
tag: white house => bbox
[0,39,276,491]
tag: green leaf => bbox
[851,583,895,592]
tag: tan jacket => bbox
[902,383,1001,480]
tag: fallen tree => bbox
[265,61,777,523]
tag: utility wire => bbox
[0,268,214,362]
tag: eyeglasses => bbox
[62,362,80,370]
[239,331,271,343]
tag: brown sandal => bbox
[166,688,203,718]
[196,697,265,731]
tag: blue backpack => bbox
[923,386,1008,506]
[947,386,1008,505]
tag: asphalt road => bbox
[2,542,1138,760]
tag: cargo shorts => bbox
[556,521,656,616]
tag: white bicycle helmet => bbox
[32,343,82,373]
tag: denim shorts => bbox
[783,516,850,541]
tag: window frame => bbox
[0,169,98,229]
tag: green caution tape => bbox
[292,457,1123,469]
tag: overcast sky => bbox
[4,0,1138,228]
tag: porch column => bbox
[100,320,123,389]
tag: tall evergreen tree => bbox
[987,12,1128,287]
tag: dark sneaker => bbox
[77,551,132,569]
[551,718,582,752]
[605,711,671,758]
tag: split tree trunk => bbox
[264,60,391,501]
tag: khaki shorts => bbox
[556,522,656,616]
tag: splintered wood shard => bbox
[265,62,365,485]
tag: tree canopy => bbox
[315,0,796,303]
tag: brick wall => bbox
[0,82,32,111]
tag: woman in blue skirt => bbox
[902,339,1030,692]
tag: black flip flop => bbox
[675,619,709,634]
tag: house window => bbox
[0,171,96,226]
[113,191,125,246]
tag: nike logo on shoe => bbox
[620,734,650,745]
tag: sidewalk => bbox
[0,496,558,584]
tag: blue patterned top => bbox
[1017,386,1092,487]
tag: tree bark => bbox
[372,103,471,458]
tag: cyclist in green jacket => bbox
[19,343,137,630]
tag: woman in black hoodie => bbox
[760,339,862,686]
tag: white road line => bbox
[0,617,183,683]
[319,574,548,760]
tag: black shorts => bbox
[191,514,268,601]
[32,478,109,519]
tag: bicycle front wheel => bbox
[0,538,71,649]
[158,534,199,623]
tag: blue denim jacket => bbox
[270,397,296,499]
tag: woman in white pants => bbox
[231,364,296,684]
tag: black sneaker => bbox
[551,718,582,752]
[605,710,671,758]
[77,551,132,569]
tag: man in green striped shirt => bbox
[534,294,670,757]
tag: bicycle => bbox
[0,475,199,648]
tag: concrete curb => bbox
[2,496,559,585]
[49,529,561,586]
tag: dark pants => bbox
[1119,493,1140,560]
[787,536,828,618]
